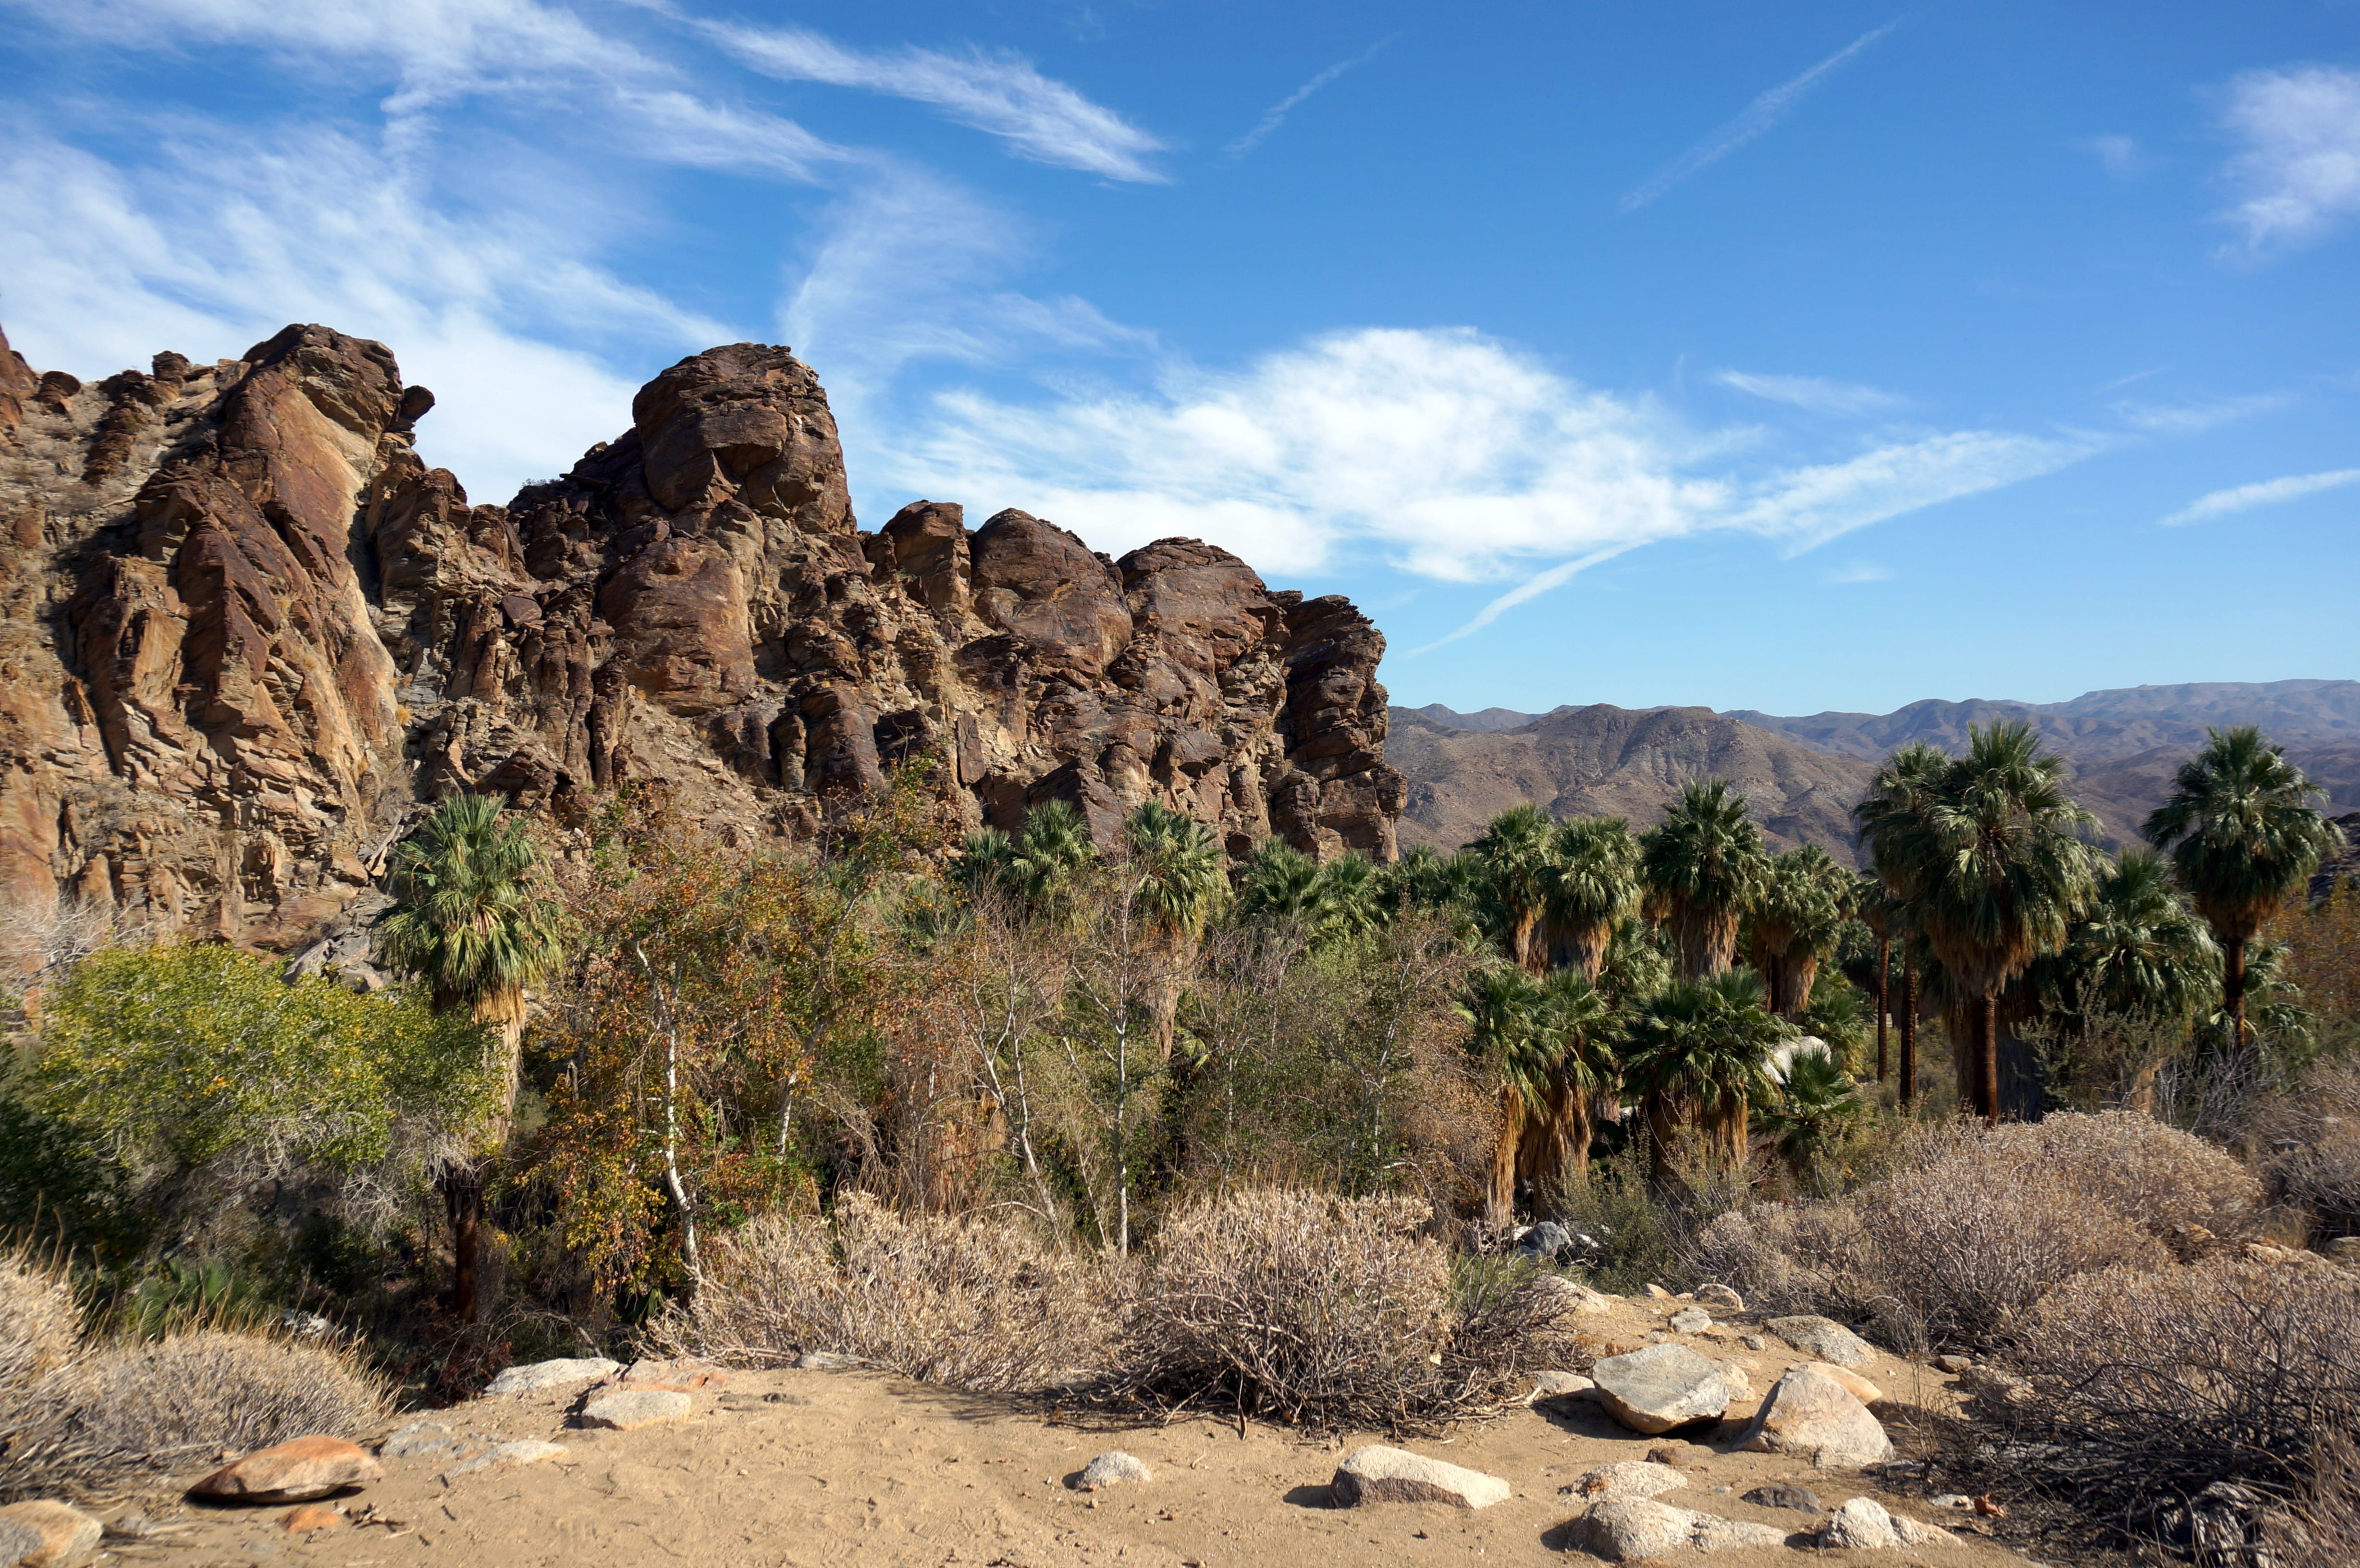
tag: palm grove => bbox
[1,718,2348,1345]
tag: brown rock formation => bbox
[0,323,1401,945]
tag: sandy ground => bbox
[104,1298,2034,1568]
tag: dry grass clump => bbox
[652,1194,1118,1394]
[2255,1065,2360,1245]
[1106,1189,1581,1432]
[2263,1428,2360,1568]
[0,1251,80,1392]
[0,1329,387,1502]
[1688,1115,2248,1349]
[2007,1257,2360,1508]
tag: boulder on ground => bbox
[1530,1370,1595,1402]
[0,1500,102,1566]
[1078,1451,1151,1489]
[578,1389,692,1431]
[794,1350,864,1370]
[1587,1344,1730,1435]
[2322,1236,2360,1266]
[1695,1283,1745,1311]
[1565,1497,1790,1559]
[1742,1483,1823,1513]
[1330,1446,1511,1509]
[1763,1315,1876,1367]
[1934,1353,1973,1373]
[188,1437,381,1503]
[1711,1360,1753,1398]
[1528,1274,1614,1316]
[1668,1306,1711,1333]
[485,1357,620,1395]
[1564,1461,1687,1501]
[1738,1366,1893,1469]
[1516,1221,1574,1262]
[1816,1496,1954,1548]
[617,1357,730,1391]
[440,1441,566,1480]
[1805,1361,1882,1403]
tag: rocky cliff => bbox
[0,321,1402,948]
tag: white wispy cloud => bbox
[1713,369,1908,417]
[2112,392,2291,434]
[892,327,2099,620]
[0,122,725,500]
[2160,467,2360,527]
[1828,561,1896,584]
[1228,34,1399,155]
[2219,65,2360,252]
[1621,19,1900,212]
[9,0,656,114]
[2083,134,2145,178]
[703,21,1168,182]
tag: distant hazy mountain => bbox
[1389,680,2360,859]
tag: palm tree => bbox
[1124,803,1227,1059]
[1313,853,1384,943]
[1542,816,1641,979]
[2049,847,2221,1024]
[1855,723,2098,1124]
[1472,803,1558,973]
[1747,845,1852,1016]
[1464,964,1550,1226]
[1527,968,1623,1195]
[379,793,566,1321]
[1640,779,1768,980]
[1756,1048,1866,1184]
[2142,727,2342,1059]
[1623,968,1789,1165]
[951,801,1101,918]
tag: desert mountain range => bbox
[1395,683,2360,860]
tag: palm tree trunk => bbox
[1874,937,1890,1083]
[1899,962,1917,1107]
[1975,992,2000,1126]
[442,1163,483,1322]
[1488,1093,1524,1228]
[2223,935,2249,1059]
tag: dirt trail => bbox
[123,1301,2026,1568]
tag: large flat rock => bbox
[1587,1343,1731,1435]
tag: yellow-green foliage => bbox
[29,943,499,1183]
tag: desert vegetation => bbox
[0,721,2354,1556]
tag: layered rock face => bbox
[0,321,1401,946]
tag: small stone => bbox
[794,1350,864,1370]
[1814,1495,1952,1549]
[1934,1353,1973,1373]
[1078,1451,1150,1490]
[279,1505,344,1534]
[1805,1360,1882,1404]
[1566,1497,1785,1558]
[1668,1307,1711,1333]
[1737,1365,1893,1469]
[1564,1461,1687,1501]
[1644,1442,1710,1469]
[578,1389,692,1431]
[1930,1494,1972,1509]
[1763,1314,1877,1368]
[1644,1283,1676,1300]
[0,1501,103,1566]
[1742,1483,1823,1513]
[1330,1446,1511,1509]
[1694,1283,1744,1311]
[1530,1370,1595,1401]
[1588,1344,1730,1435]
[189,1437,382,1504]
[440,1440,565,1480]
[484,1357,620,1395]
[1711,1360,1753,1398]
[1740,1333,1769,1352]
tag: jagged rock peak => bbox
[0,324,1403,946]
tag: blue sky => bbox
[2,1,2355,716]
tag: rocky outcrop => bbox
[0,324,1402,945]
